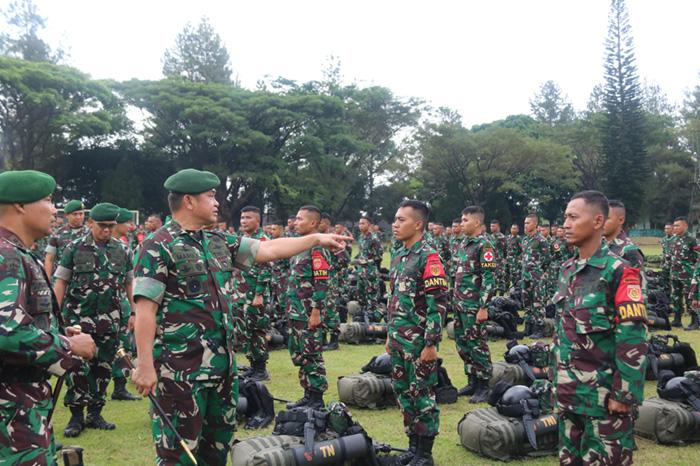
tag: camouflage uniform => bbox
[325,248,350,340]
[520,232,551,328]
[0,227,83,465]
[45,224,89,270]
[112,241,135,382]
[133,220,259,465]
[387,237,449,438]
[553,243,647,466]
[432,234,451,267]
[286,246,331,393]
[452,236,495,382]
[548,237,569,299]
[607,231,644,269]
[55,234,133,412]
[488,231,507,294]
[660,234,673,295]
[505,233,522,289]
[269,255,290,326]
[355,231,384,321]
[669,232,699,318]
[232,228,271,365]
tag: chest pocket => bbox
[207,236,234,272]
[106,247,127,276]
[28,263,53,330]
[570,305,612,334]
[73,250,95,285]
[172,244,207,296]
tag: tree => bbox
[601,0,648,222]
[529,81,575,126]
[0,0,63,63]
[162,17,233,84]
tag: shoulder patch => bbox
[481,246,497,268]
[614,267,647,323]
[423,252,448,291]
[311,249,329,280]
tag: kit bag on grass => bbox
[230,435,303,466]
[489,361,529,388]
[337,373,395,409]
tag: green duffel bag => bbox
[489,362,528,388]
[339,322,363,344]
[231,435,302,466]
[635,397,700,444]
[457,407,558,461]
[337,373,396,409]
[446,320,455,340]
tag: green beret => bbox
[89,203,120,222]
[116,208,133,224]
[0,170,56,204]
[64,200,85,214]
[164,169,220,194]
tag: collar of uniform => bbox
[464,235,479,244]
[573,243,609,271]
[0,225,28,251]
[167,219,206,244]
[397,236,424,256]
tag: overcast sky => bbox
[6,0,700,126]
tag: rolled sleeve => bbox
[45,244,57,255]
[235,237,259,271]
[54,265,72,282]
[133,277,166,305]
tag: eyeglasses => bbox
[96,222,117,230]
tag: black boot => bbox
[408,436,435,466]
[686,313,700,331]
[85,406,116,430]
[111,377,141,401]
[396,434,418,465]
[306,390,325,410]
[286,390,311,409]
[323,333,339,351]
[63,407,84,438]
[469,379,490,404]
[248,360,270,382]
[672,312,683,328]
[524,322,532,336]
[529,324,544,339]
[457,376,476,397]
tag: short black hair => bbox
[167,194,184,212]
[359,215,373,223]
[268,218,285,227]
[608,199,625,212]
[398,200,429,226]
[570,190,609,219]
[452,218,461,225]
[675,216,688,224]
[490,219,500,225]
[525,213,539,222]
[241,205,261,215]
[321,212,333,223]
[511,223,519,228]
[299,205,322,222]
[462,205,485,222]
[434,222,443,227]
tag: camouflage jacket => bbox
[606,231,644,269]
[432,234,451,267]
[670,232,699,280]
[488,232,507,264]
[661,235,673,268]
[357,232,383,267]
[0,227,81,403]
[448,234,464,275]
[452,235,496,308]
[387,237,449,354]
[505,234,522,264]
[690,262,700,301]
[45,224,88,261]
[552,243,648,417]
[55,234,133,335]
[286,244,331,321]
[329,245,350,284]
[133,220,259,381]
[521,232,551,279]
[232,228,271,300]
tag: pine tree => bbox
[601,0,647,222]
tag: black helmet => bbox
[502,385,534,405]
[506,344,531,363]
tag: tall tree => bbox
[529,80,575,126]
[601,0,647,222]
[162,17,233,84]
[0,0,63,63]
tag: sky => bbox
[5,0,700,127]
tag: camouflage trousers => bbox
[453,304,492,381]
[521,276,547,326]
[269,280,288,326]
[112,305,134,379]
[152,372,238,466]
[660,264,671,295]
[505,259,520,290]
[389,345,440,437]
[559,411,634,466]
[357,264,382,320]
[235,298,270,364]
[0,382,56,466]
[64,332,118,409]
[288,319,327,393]
[494,263,507,295]
[670,278,694,317]
[324,278,342,337]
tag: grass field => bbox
[50,238,700,465]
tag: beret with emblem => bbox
[89,203,120,221]
[64,199,85,214]
[116,208,133,224]
[0,170,56,204]
[163,169,220,194]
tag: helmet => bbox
[502,385,534,405]
[506,344,531,364]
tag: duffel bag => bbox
[337,373,395,409]
[635,396,700,444]
[489,362,528,388]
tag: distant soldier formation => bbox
[3,167,700,466]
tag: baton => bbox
[117,348,198,466]
[48,325,82,423]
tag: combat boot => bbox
[85,406,116,430]
[248,360,270,382]
[306,389,325,410]
[529,324,544,339]
[286,390,311,409]
[672,312,683,328]
[469,379,490,404]
[323,333,340,351]
[408,436,435,466]
[111,377,141,401]
[457,376,476,397]
[395,434,417,465]
[63,407,85,438]
[685,313,700,331]
[524,322,532,336]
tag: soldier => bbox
[110,208,141,401]
[453,206,496,403]
[660,223,674,296]
[355,216,384,321]
[386,200,448,466]
[286,206,332,409]
[603,200,645,268]
[554,190,647,465]
[505,223,522,290]
[669,216,699,329]
[232,206,271,381]
[431,223,451,266]
[130,169,349,465]
[521,214,551,338]
[44,199,87,276]
[319,213,349,351]
[144,214,163,233]
[54,202,134,437]
[267,219,290,329]
[284,216,298,237]
[488,219,507,295]
[0,170,96,465]
[334,223,354,306]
